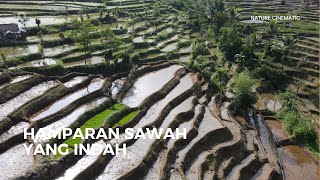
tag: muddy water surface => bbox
[0,143,34,180]
[17,58,57,68]
[265,120,289,142]
[266,118,319,180]
[34,97,108,144]
[43,45,76,57]
[122,65,183,107]
[31,78,104,121]
[278,145,319,180]
[63,76,88,88]
[56,140,106,180]
[0,75,33,89]
[0,44,39,59]
[64,56,105,67]
[161,42,178,52]
[0,80,58,120]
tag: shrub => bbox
[219,26,243,61]
[210,76,224,93]
[191,43,210,59]
[129,54,140,64]
[230,71,257,110]
[177,40,192,49]
[276,91,319,157]
[253,65,288,90]
[279,111,318,155]
[167,51,180,60]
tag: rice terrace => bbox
[0,0,319,179]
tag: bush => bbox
[276,92,319,157]
[167,51,180,60]
[279,111,319,155]
[230,71,257,110]
[129,54,140,64]
[210,76,224,93]
[177,40,192,49]
[191,43,210,59]
[219,26,243,61]
[253,65,288,90]
[7,53,42,67]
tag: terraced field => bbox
[231,0,320,118]
[0,0,319,179]
[0,63,283,180]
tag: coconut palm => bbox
[264,20,279,38]
[35,18,41,28]
[243,32,262,55]
[278,34,298,70]
[227,5,239,21]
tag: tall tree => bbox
[278,34,298,70]
[243,32,261,56]
[69,21,94,65]
[35,18,41,28]
[101,27,123,65]
[219,26,243,61]
[264,20,279,38]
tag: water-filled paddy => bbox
[17,58,57,68]
[31,78,104,121]
[278,145,320,180]
[64,56,105,67]
[0,74,33,89]
[56,140,106,180]
[0,80,58,120]
[34,96,108,144]
[0,143,34,180]
[122,65,183,107]
[0,44,39,59]
[63,76,88,88]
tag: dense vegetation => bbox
[169,0,319,156]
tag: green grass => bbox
[64,103,125,148]
[113,111,138,128]
[54,103,126,158]
[54,146,73,159]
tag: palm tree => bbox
[264,20,279,38]
[227,5,239,21]
[243,32,262,56]
[35,18,41,28]
[278,34,298,70]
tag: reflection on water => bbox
[31,78,104,121]
[111,78,126,98]
[0,143,34,180]
[278,145,319,180]
[64,56,105,67]
[34,96,108,144]
[0,44,38,59]
[122,65,183,107]
[17,58,56,68]
[0,80,58,120]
